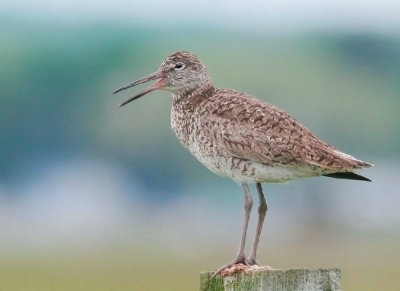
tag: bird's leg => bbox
[247,183,267,266]
[235,183,253,262]
[211,183,253,277]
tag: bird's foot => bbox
[246,258,258,266]
[211,255,249,278]
[211,258,272,278]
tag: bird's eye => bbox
[174,62,185,70]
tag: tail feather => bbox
[353,160,374,168]
[333,150,374,169]
[323,172,371,182]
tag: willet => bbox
[113,51,372,276]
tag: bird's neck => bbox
[172,83,215,111]
[171,83,215,148]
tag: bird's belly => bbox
[187,143,316,184]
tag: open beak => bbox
[113,71,164,107]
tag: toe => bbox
[211,259,247,278]
[246,258,258,266]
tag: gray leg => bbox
[247,183,267,265]
[212,182,253,277]
[235,182,253,261]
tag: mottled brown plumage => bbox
[113,51,372,276]
[173,87,371,182]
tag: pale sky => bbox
[2,0,400,33]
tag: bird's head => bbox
[114,51,212,107]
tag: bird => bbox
[113,51,372,276]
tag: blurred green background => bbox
[1,1,399,290]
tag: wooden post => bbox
[200,268,341,291]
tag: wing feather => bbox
[198,90,371,171]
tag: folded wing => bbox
[199,90,372,172]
